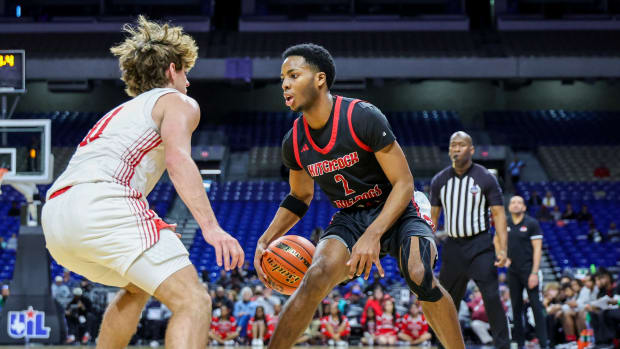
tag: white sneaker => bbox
[328,339,335,346]
[337,340,348,347]
[224,340,235,346]
[252,339,263,347]
[149,340,160,348]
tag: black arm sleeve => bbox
[430,173,443,207]
[482,170,504,206]
[281,128,303,171]
[351,102,396,152]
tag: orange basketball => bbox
[260,235,315,295]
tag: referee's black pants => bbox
[508,269,548,348]
[438,233,510,349]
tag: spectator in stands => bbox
[65,287,93,344]
[51,275,72,309]
[529,191,542,207]
[509,158,525,185]
[217,269,232,289]
[253,285,281,316]
[542,191,556,209]
[62,268,77,288]
[607,222,619,242]
[562,204,577,220]
[593,164,611,179]
[375,299,398,346]
[234,286,256,341]
[587,269,619,344]
[559,283,579,343]
[0,237,5,250]
[398,302,432,345]
[536,206,552,222]
[467,287,493,345]
[7,201,20,217]
[576,205,593,223]
[6,233,17,251]
[360,306,377,345]
[0,284,9,310]
[140,298,171,346]
[542,282,563,346]
[344,286,365,320]
[210,303,239,346]
[247,306,273,346]
[550,206,562,221]
[240,260,257,281]
[361,287,384,325]
[214,286,234,315]
[588,222,603,243]
[570,279,582,295]
[320,302,350,346]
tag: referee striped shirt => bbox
[430,163,504,238]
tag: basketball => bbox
[260,235,315,295]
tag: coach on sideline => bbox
[430,131,510,349]
[506,195,548,349]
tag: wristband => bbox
[280,194,309,218]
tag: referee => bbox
[506,195,548,349]
[430,131,509,349]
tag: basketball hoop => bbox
[0,168,8,194]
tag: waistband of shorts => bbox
[448,230,489,241]
[49,186,73,200]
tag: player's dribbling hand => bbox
[253,240,269,287]
[203,225,245,271]
[346,233,384,280]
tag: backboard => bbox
[0,119,52,184]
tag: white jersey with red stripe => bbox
[48,87,177,200]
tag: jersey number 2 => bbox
[334,174,356,196]
[78,106,123,147]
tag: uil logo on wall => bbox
[7,306,50,339]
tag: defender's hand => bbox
[346,233,384,280]
[253,240,269,287]
[203,225,244,271]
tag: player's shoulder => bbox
[524,215,539,225]
[340,95,383,116]
[159,91,200,112]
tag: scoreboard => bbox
[0,50,25,93]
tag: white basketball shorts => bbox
[42,182,191,295]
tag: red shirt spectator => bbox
[211,315,238,339]
[320,303,350,340]
[399,313,429,340]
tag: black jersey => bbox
[507,214,543,273]
[282,95,396,210]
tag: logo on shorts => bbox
[7,306,50,339]
[470,185,480,195]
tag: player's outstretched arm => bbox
[159,93,244,271]
[254,168,314,285]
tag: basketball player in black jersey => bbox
[253,43,465,349]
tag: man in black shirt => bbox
[430,131,510,349]
[253,43,464,349]
[506,196,548,349]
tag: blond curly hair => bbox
[110,15,198,97]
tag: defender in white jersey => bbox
[42,16,244,349]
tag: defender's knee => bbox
[400,237,442,302]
